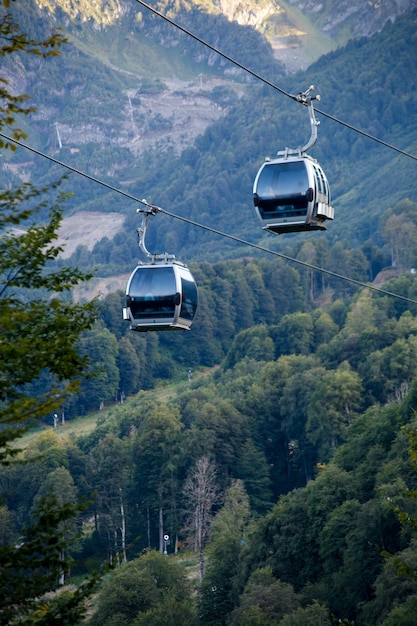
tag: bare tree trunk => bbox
[183,457,219,583]
[114,528,120,566]
[119,487,127,563]
[147,505,151,548]
[199,545,205,583]
[59,550,65,585]
[159,502,164,553]
[107,528,113,566]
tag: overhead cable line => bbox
[133,0,417,162]
[3,131,417,306]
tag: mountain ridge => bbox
[34,0,415,72]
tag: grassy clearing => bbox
[17,366,219,450]
[177,550,201,584]
[15,412,100,450]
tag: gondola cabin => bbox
[253,154,334,234]
[123,261,198,331]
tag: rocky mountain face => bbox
[211,0,277,28]
[36,0,124,24]
[35,0,415,72]
[14,0,415,165]
[287,0,414,38]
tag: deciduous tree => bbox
[88,550,195,626]
[199,480,251,624]
[183,456,219,582]
[133,403,183,552]
[0,4,98,621]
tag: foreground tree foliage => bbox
[0,189,98,621]
[0,182,96,459]
[0,190,99,621]
[0,2,99,623]
[0,0,94,459]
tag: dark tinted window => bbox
[128,267,177,319]
[257,161,309,201]
[256,161,309,219]
[180,276,198,321]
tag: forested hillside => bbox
[2,3,416,269]
[4,266,417,623]
[40,236,412,419]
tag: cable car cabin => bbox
[253,155,334,234]
[123,262,198,331]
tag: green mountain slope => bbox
[112,9,417,260]
[2,3,417,274]
[6,261,417,623]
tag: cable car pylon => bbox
[253,86,334,235]
[123,202,198,331]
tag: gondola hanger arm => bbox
[136,202,176,264]
[279,85,321,157]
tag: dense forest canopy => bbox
[4,270,417,623]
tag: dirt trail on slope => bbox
[56,211,128,299]
[57,211,126,258]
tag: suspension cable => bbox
[2,131,417,306]
[133,0,417,162]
